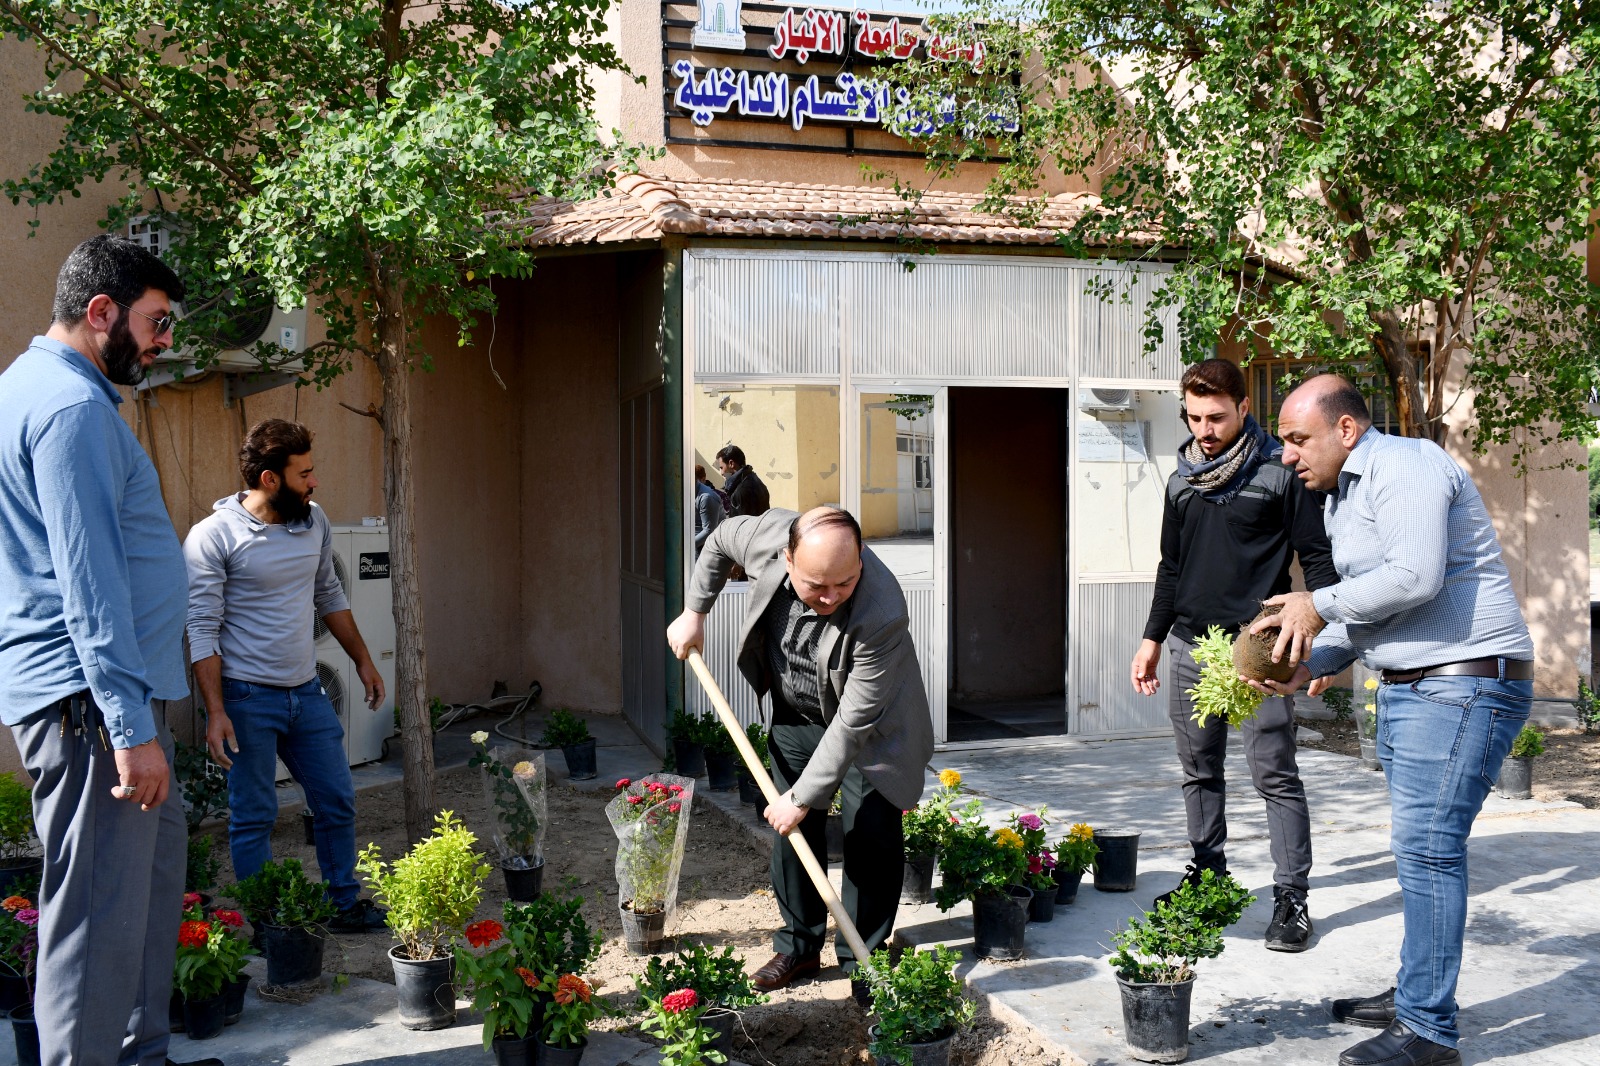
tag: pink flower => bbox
[183,892,203,908]
[628,795,644,806]
[662,988,699,1014]
[1027,856,1044,875]
[668,784,685,795]
[667,802,681,814]
[616,778,632,789]
[15,909,38,927]
[1017,814,1042,831]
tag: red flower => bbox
[667,802,681,814]
[661,988,698,1014]
[516,967,538,988]
[214,909,245,928]
[667,784,685,795]
[616,778,632,789]
[628,795,644,806]
[465,920,504,948]
[183,892,203,908]
[178,920,211,949]
[950,815,960,824]
[1027,856,1044,875]
[555,973,591,1005]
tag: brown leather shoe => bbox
[751,951,821,991]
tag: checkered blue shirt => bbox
[1308,428,1532,677]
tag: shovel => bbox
[685,649,872,966]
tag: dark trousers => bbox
[768,705,903,970]
[1166,636,1313,892]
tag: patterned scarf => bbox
[1177,414,1274,501]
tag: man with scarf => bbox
[1131,358,1338,952]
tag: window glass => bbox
[1074,388,1182,575]
[861,392,935,583]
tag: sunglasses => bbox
[115,301,176,337]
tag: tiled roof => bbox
[513,174,1118,248]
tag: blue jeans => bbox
[221,677,359,910]
[1377,674,1532,1047]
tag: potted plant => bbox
[0,775,39,899]
[470,734,549,901]
[173,904,254,1039]
[933,818,1031,960]
[186,835,222,900]
[607,775,695,954]
[900,769,972,905]
[635,942,766,1054]
[640,987,726,1066]
[1497,725,1545,800]
[859,945,976,1066]
[1052,823,1098,905]
[542,710,598,781]
[538,973,608,1066]
[1109,868,1254,1063]
[667,711,708,778]
[175,741,230,832]
[702,724,739,792]
[1358,677,1381,769]
[458,896,602,1065]
[228,857,336,988]
[357,810,490,1030]
[1008,810,1057,923]
[0,895,37,1016]
[735,724,770,807]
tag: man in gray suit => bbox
[668,506,933,994]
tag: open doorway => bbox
[947,387,1068,741]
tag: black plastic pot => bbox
[182,991,228,1040]
[562,738,598,781]
[737,772,762,806]
[261,923,327,987]
[390,946,457,1030]
[1116,974,1194,1063]
[672,740,707,778]
[301,808,317,845]
[972,885,1031,960]
[900,853,936,905]
[868,1024,955,1066]
[1093,828,1141,892]
[169,988,185,1032]
[1497,756,1533,800]
[619,902,667,955]
[0,858,42,901]
[501,857,545,903]
[9,1003,39,1066]
[540,1037,588,1066]
[0,971,27,1014]
[704,1007,736,1055]
[491,1033,537,1066]
[705,750,739,791]
[1026,885,1055,923]
[1053,866,1085,905]
[826,812,845,864]
[224,974,251,1026]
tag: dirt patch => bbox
[207,767,1058,1066]
[1296,717,1600,809]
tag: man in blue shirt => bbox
[0,235,221,1066]
[1250,374,1533,1066]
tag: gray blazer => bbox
[687,509,933,811]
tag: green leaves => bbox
[228,857,337,930]
[356,810,492,960]
[1187,626,1263,729]
[1110,868,1255,983]
[859,945,976,1063]
[0,774,34,862]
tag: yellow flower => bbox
[1364,702,1376,713]
[1069,823,1095,841]
[1363,678,1378,691]
[512,760,535,777]
[994,827,1024,850]
[938,769,962,789]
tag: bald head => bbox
[784,507,863,616]
[1276,374,1373,491]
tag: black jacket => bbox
[724,465,771,517]
[1142,458,1338,644]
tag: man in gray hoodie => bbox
[183,419,387,932]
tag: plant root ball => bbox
[1232,605,1299,683]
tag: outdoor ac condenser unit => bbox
[1079,387,1137,412]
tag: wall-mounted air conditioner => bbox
[1079,387,1136,412]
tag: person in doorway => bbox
[183,419,389,933]
[694,463,725,559]
[1247,374,1533,1066]
[0,235,222,1066]
[666,507,933,1000]
[1131,357,1337,952]
[715,444,771,517]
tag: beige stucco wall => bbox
[692,384,841,512]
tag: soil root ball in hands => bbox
[1233,604,1299,683]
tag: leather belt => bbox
[1381,658,1534,685]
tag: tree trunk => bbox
[376,282,438,843]
[1371,309,1438,442]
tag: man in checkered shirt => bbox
[1248,374,1533,1066]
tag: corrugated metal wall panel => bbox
[688,256,841,377]
[687,586,765,727]
[1071,581,1171,736]
[1074,265,1182,381]
[902,584,946,744]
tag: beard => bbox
[271,482,313,524]
[100,314,151,387]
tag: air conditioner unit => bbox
[275,524,396,782]
[126,215,308,381]
[1079,387,1136,412]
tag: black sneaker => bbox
[328,898,388,933]
[1265,886,1313,952]
[1154,863,1226,908]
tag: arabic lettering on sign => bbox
[851,11,918,60]
[672,59,793,126]
[766,7,848,63]
[791,72,893,130]
[925,29,986,69]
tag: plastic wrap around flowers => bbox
[606,774,695,920]
[469,735,547,871]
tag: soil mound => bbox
[1233,604,1299,682]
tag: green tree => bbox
[884,0,1599,456]
[1,0,638,840]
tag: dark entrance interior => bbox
[947,387,1068,742]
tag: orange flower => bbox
[1,897,30,912]
[516,967,538,988]
[465,919,503,948]
[555,973,591,1005]
[177,920,211,949]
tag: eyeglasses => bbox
[115,302,176,337]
